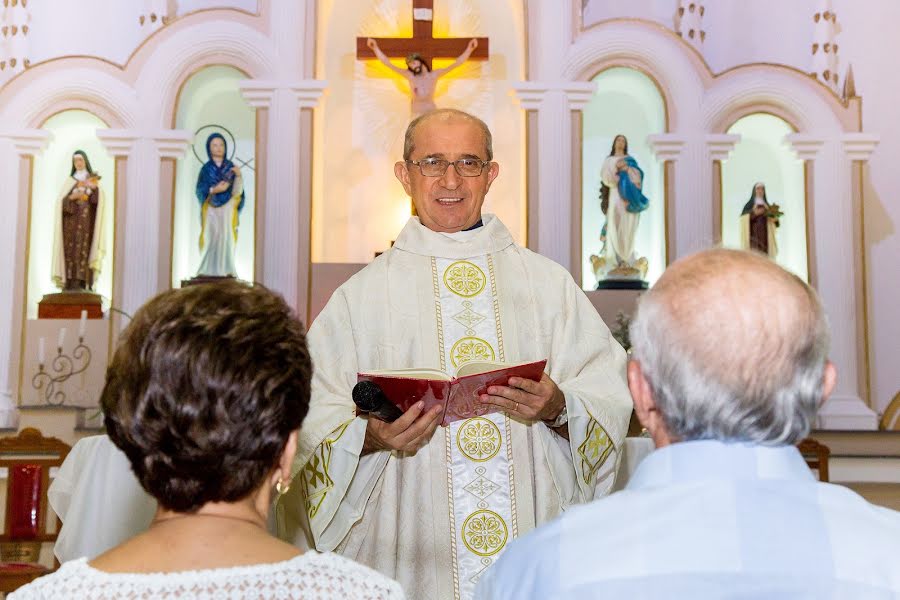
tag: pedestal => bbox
[37,293,103,319]
[180,275,238,288]
[596,279,649,290]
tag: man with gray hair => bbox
[477,248,900,599]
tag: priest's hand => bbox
[361,401,443,456]
[480,373,566,423]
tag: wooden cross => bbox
[356,0,489,69]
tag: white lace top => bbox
[9,552,405,599]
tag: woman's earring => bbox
[275,478,291,497]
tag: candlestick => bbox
[38,337,45,365]
[79,310,87,338]
[57,327,66,350]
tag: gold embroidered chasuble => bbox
[282,215,632,600]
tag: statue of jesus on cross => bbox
[357,0,489,116]
[366,37,478,116]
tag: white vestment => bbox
[601,155,641,265]
[280,215,632,600]
[197,175,243,277]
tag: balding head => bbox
[403,108,493,161]
[629,248,833,445]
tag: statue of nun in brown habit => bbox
[51,150,106,292]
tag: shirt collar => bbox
[626,439,815,491]
[392,213,515,259]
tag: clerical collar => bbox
[393,213,515,259]
[463,219,484,231]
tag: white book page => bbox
[362,368,452,381]
[455,360,518,378]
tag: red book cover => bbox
[357,359,547,426]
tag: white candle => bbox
[79,310,87,337]
[38,337,45,364]
[57,327,66,350]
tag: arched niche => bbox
[722,113,808,281]
[581,66,666,289]
[27,110,115,318]
[171,65,256,286]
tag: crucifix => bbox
[357,0,489,116]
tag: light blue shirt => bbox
[475,440,900,600]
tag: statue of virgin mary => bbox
[195,133,245,277]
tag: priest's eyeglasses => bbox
[406,157,491,177]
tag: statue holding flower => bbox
[740,182,782,258]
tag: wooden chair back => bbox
[797,437,830,482]
[0,427,71,593]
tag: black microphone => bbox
[352,381,404,423]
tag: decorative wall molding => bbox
[152,130,192,160]
[95,130,139,158]
[240,80,326,110]
[785,133,826,160]
[841,133,880,161]
[511,81,596,111]
[0,129,52,156]
[238,81,277,108]
[290,80,327,109]
[705,133,740,162]
[647,134,687,161]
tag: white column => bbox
[97,130,190,320]
[647,134,687,263]
[512,81,594,270]
[661,133,736,259]
[799,134,879,429]
[240,80,324,317]
[524,0,573,81]
[0,130,50,413]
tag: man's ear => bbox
[394,161,413,196]
[627,360,672,447]
[484,162,499,193]
[627,360,652,424]
[820,360,837,406]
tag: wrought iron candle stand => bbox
[31,336,92,406]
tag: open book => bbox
[357,359,547,426]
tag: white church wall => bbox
[14,1,259,70]
[581,0,676,30]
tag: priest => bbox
[280,109,632,600]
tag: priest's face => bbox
[395,117,499,233]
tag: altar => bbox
[0,0,893,464]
